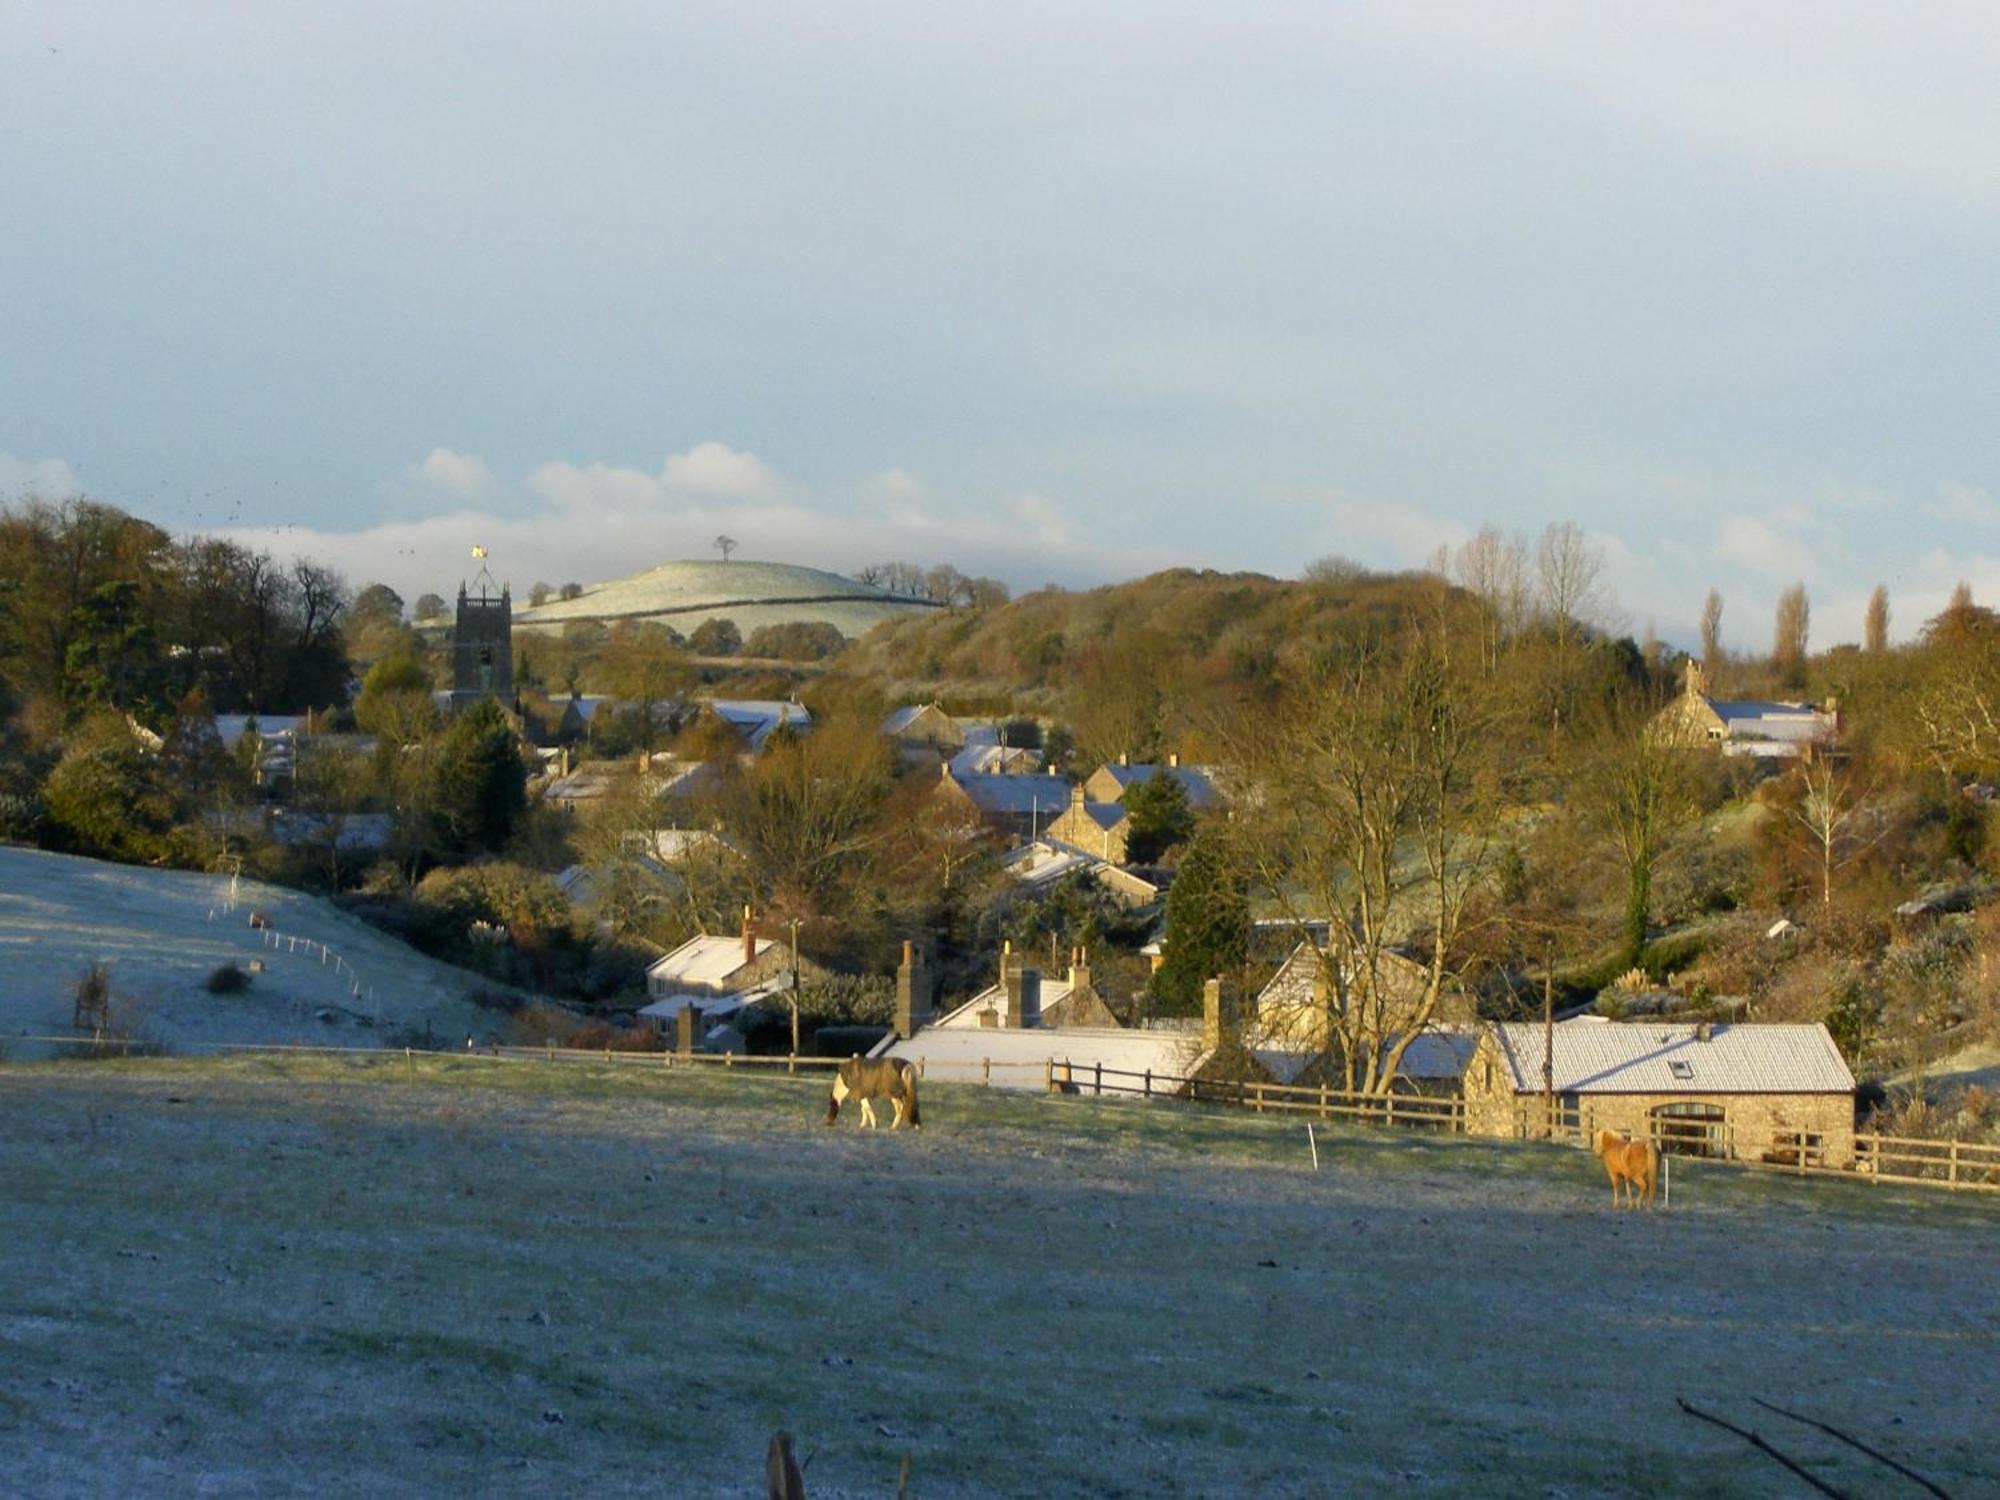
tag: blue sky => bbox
[3,2,1998,648]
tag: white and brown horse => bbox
[1594,1129,1659,1209]
[826,1055,921,1130]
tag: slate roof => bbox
[1093,763,1222,808]
[1707,701,1834,744]
[708,700,812,750]
[947,772,1074,817]
[1489,1020,1855,1095]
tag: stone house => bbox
[1461,1017,1857,1166]
[932,767,1074,841]
[1651,661,1838,761]
[637,910,826,1037]
[1082,754,1223,810]
[881,702,966,765]
[1043,786,1133,863]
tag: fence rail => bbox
[9,1033,1997,1194]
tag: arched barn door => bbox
[1650,1101,1727,1159]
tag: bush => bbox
[204,963,251,994]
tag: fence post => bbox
[1095,1060,1102,1096]
[1144,1068,1152,1099]
[1045,1058,1054,1095]
[1385,1093,1395,1129]
[1254,1082,1264,1114]
[982,1057,990,1086]
[1320,1080,1329,1120]
[1949,1138,1960,1189]
[788,1052,796,1075]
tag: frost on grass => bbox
[0,1056,1993,1499]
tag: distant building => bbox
[1081,754,1223,810]
[450,566,513,712]
[1652,661,1837,760]
[933,767,1074,841]
[1461,1018,1857,1166]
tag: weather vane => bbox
[471,545,488,559]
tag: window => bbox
[1668,1060,1694,1081]
[1651,1100,1727,1159]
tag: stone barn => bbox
[1461,1018,1857,1167]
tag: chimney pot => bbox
[1168,752,1179,768]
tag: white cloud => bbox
[661,441,780,501]
[1716,516,1795,576]
[222,448,1177,605]
[1929,480,2000,528]
[0,453,83,502]
[411,448,494,498]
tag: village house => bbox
[1652,661,1839,760]
[704,699,812,752]
[636,910,824,1040]
[1042,785,1133,863]
[948,722,1043,777]
[881,703,965,769]
[1081,754,1223,809]
[1460,1017,1857,1166]
[1000,840,1162,908]
[932,766,1074,841]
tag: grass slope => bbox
[0,847,503,1053]
[2,1057,1993,1497]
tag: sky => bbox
[3,2,1998,649]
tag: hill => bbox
[513,558,942,640]
[835,565,1459,711]
[0,847,509,1053]
[1,1054,1991,1496]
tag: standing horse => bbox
[1594,1129,1658,1209]
[826,1055,922,1130]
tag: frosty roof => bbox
[1707,701,1835,743]
[708,700,812,750]
[933,975,1079,1029]
[880,1024,1197,1088]
[1489,1020,1855,1095]
[949,772,1074,816]
[645,934,776,987]
[1094,763,1222,807]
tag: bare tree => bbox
[1863,585,1889,654]
[1228,621,1500,1095]
[1535,521,1606,643]
[713,535,737,563]
[1450,527,1530,668]
[1641,619,1662,672]
[1781,760,1886,910]
[1699,588,1724,681]
[1572,701,1700,969]
[1774,582,1810,686]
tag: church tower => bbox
[451,550,513,711]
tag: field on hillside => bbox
[1,1057,1994,1499]
[0,847,502,1054]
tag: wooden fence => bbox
[11,1034,1998,1193]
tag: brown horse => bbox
[826,1055,921,1130]
[1594,1129,1658,1209]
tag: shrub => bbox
[204,963,251,994]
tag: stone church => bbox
[449,559,513,711]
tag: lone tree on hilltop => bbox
[714,535,737,563]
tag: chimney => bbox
[1007,967,1042,1029]
[741,905,756,966]
[675,1004,698,1057]
[1001,939,1014,985]
[1118,751,1129,767]
[1168,752,1180,768]
[894,939,932,1040]
[1202,978,1224,1052]
[1694,1021,1713,1042]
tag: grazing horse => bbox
[826,1055,922,1130]
[1594,1129,1658,1209]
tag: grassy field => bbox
[1,1056,1994,1498]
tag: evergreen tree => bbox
[1150,826,1248,1013]
[426,699,527,858]
[1122,771,1195,864]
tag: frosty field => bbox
[0,847,500,1053]
[0,1056,1993,1499]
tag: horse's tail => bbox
[901,1061,921,1129]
